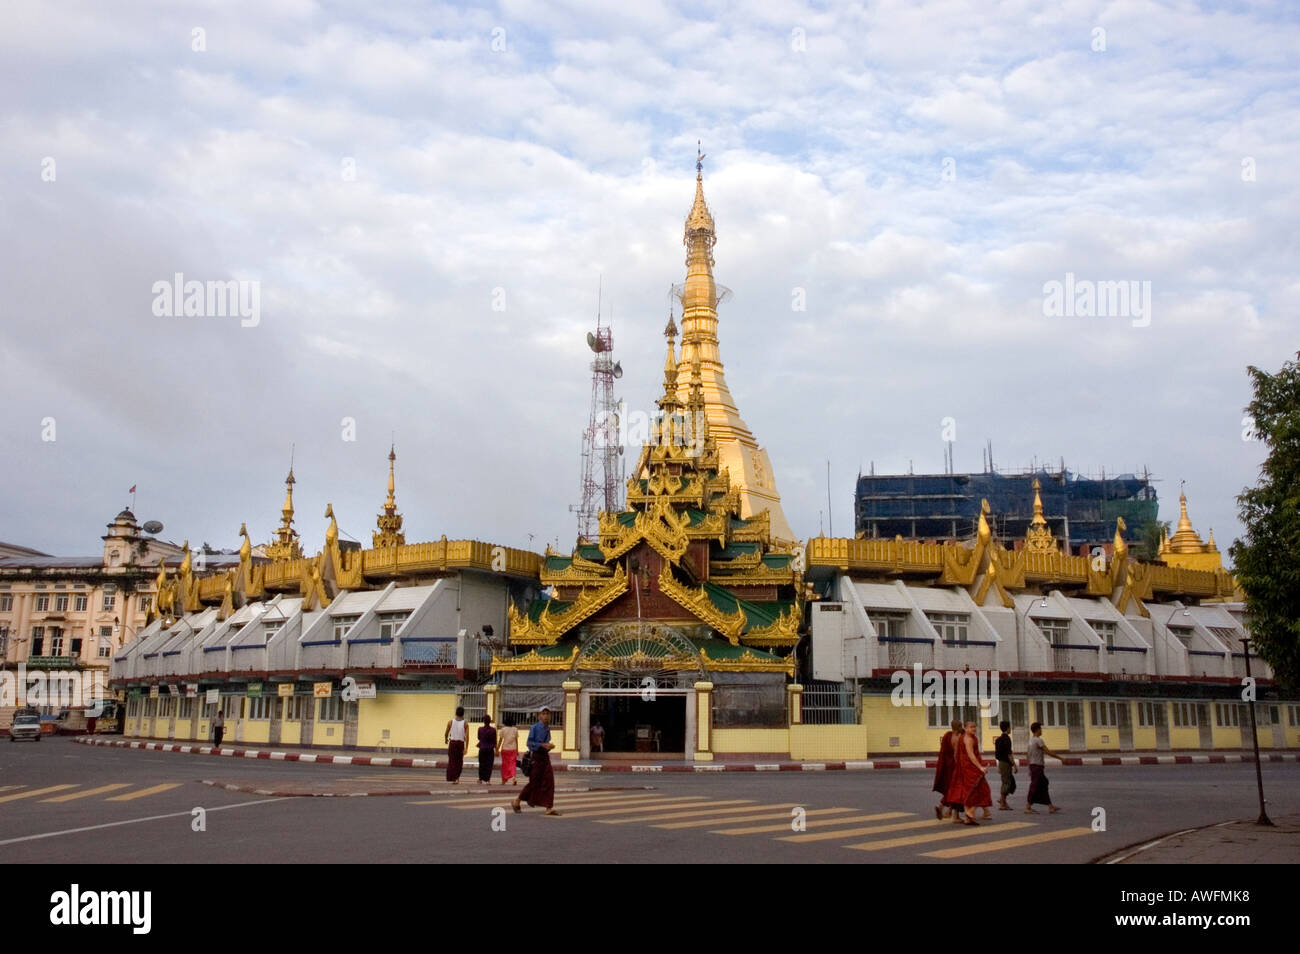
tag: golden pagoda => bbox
[372,446,406,548]
[671,149,797,544]
[1159,487,1222,572]
[1023,478,1058,552]
[263,465,303,562]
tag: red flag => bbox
[129,485,136,494]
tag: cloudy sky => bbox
[2,0,1296,560]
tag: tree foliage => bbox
[1230,352,1300,689]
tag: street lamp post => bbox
[1239,637,1272,826]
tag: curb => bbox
[74,736,1300,772]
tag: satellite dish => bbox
[586,332,599,352]
[142,521,164,535]
[612,361,623,379]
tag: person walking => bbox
[512,707,560,816]
[947,721,993,825]
[995,719,1017,810]
[1025,721,1064,814]
[476,714,497,784]
[445,706,468,784]
[590,719,605,754]
[497,715,519,785]
[931,718,963,820]
[211,708,225,749]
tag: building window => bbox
[1288,705,1300,728]
[1090,701,1118,727]
[179,698,194,720]
[1171,701,1198,728]
[98,640,112,658]
[1137,702,1165,727]
[0,594,10,612]
[1214,703,1241,728]
[1090,620,1117,649]
[926,612,969,646]
[70,637,82,657]
[248,696,274,720]
[284,696,308,721]
[138,595,151,612]
[1033,617,1070,641]
[35,595,50,612]
[332,615,359,641]
[31,626,45,655]
[102,591,116,611]
[378,612,411,641]
[74,594,87,612]
[318,696,345,722]
[1169,626,1193,647]
[55,594,69,612]
[926,704,979,729]
[1036,700,1067,728]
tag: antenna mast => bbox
[571,283,624,542]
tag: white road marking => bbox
[0,798,286,847]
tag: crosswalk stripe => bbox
[105,783,182,801]
[778,817,941,843]
[923,827,1094,858]
[42,784,132,802]
[0,785,77,804]
[643,803,800,826]
[653,807,858,831]
[716,811,911,836]
[844,821,1035,852]
[560,798,739,819]
[411,791,654,808]
[0,785,27,793]
[598,800,768,825]
[449,793,669,810]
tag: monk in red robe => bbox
[946,721,993,825]
[931,718,964,819]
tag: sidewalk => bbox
[75,736,1300,773]
[1098,813,1300,864]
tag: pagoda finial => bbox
[373,445,406,548]
[266,451,303,561]
[1024,478,1057,552]
[1168,484,1208,554]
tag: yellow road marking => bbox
[0,785,27,793]
[560,797,737,819]
[653,807,858,830]
[106,783,182,801]
[0,785,77,804]
[455,793,670,810]
[922,827,1094,858]
[42,784,132,802]
[716,811,912,836]
[845,822,1035,852]
[642,803,800,826]
[411,791,656,808]
[779,817,945,843]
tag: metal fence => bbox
[712,685,788,728]
[801,681,859,725]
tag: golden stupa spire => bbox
[373,445,406,548]
[1168,483,1207,554]
[671,147,796,543]
[1024,478,1057,552]
[266,452,303,561]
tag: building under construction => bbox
[854,468,1158,551]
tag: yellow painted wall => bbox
[1132,727,1157,750]
[862,697,935,754]
[1211,724,1242,749]
[125,717,138,736]
[356,693,459,749]
[1169,727,1201,749]
[242,721,271,745]
[1084,726,1121,750]
[197,720,209,742]
[280,721,302,746]
[1040,727,1069,752]
[790,724,869,760]
[712,728,789,754]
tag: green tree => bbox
[1135,520,1170,562]
[1230,352,1300,689]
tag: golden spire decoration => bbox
[1024,478,1058,552]
[373,445,406,548]
[265,459,303,562]
[1168,483,1207,554]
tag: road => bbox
[3,738,1297,863]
